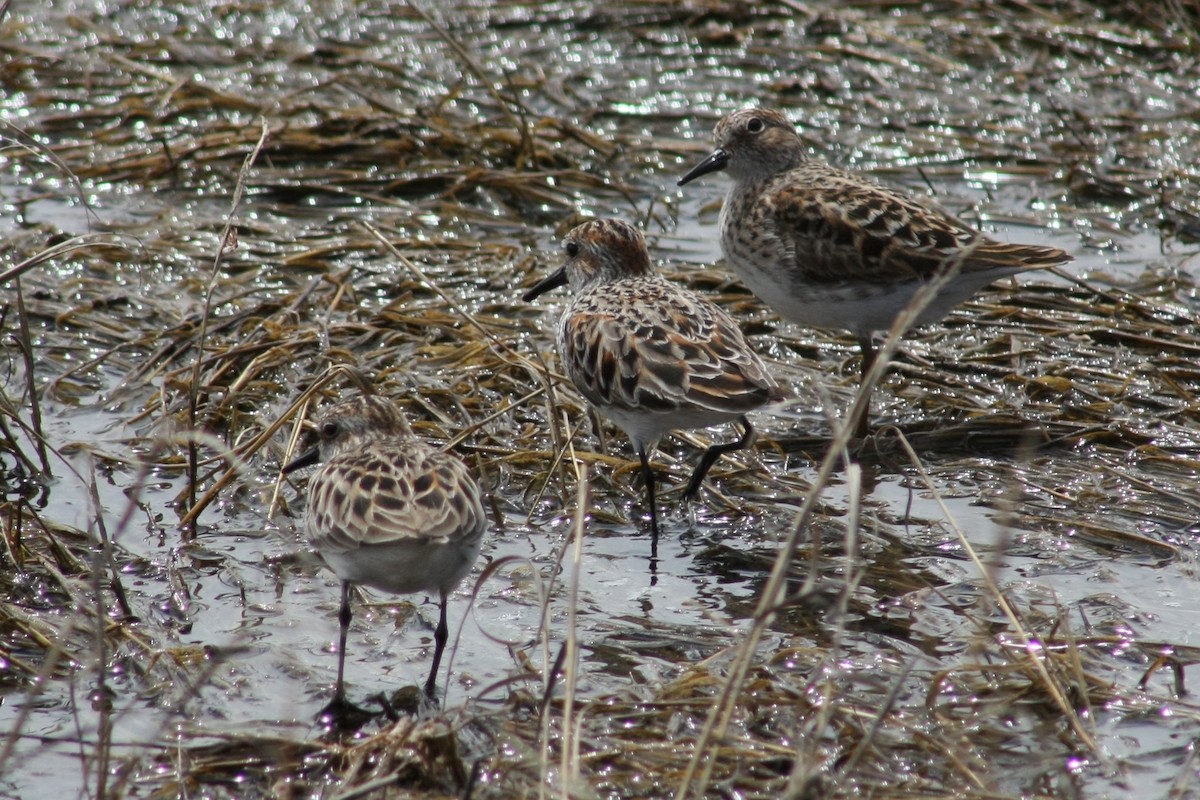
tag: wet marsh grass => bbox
[3,0,1200,798]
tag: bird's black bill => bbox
[678,148,730,186]
[282,447,320,474]
[521,266,568,302]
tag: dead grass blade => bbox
[676,239,989,800]
[183,118,270,536]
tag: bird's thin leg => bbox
[854,335,877,438]
[858,334,878,381]
[424,590,449,699]
[317,581,374,730]
[683,415,756,500]
[335,580,352,705]
[638,445,659,551]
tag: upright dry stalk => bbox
[11,278,51,476]
[558,459,587,799]
[675,244,988,800]
[183,119,269,537]
[535,429,588,800]
[894,432,1096,751]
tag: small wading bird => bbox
[679,107,1072,438]
[283,394,486,725]
[523,218,783,547]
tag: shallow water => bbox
[3,1,1200,798]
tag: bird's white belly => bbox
[322,536,481,597]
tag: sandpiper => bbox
[283,395,486,722]
[679,107,1072,437]
[522,217,783,542]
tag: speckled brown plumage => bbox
[680,107,1072,436]
[523,218,783,543]
[283,394,485,717]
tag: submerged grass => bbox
[2,1,1200,798]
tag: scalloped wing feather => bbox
[559,278,779,417]
[767,163,1069,284]
[305,444,486,556]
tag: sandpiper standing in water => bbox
[679,107,1071,438]
[283,394,486,725]
[523,217,783,548]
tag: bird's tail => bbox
[975,240,1073,270]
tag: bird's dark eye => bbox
[565,241,580,257]
[321,421,339,438]
[747,117,765,134]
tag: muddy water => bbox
[3,1,1200,798]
